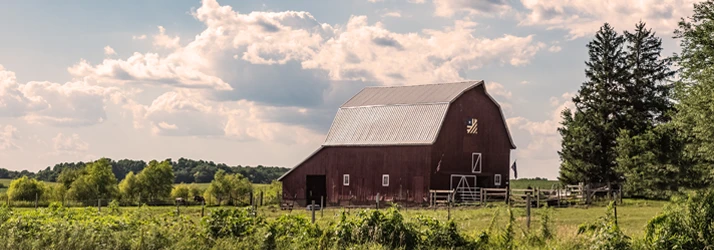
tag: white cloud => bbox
[548,45,562,52]
[434,0,511,17]
[485,82,512,99]
[153,26,181,49]
[52,133,89,154]
[520,80,530,84]
[0,125,19,150]
[137,90,322,144]
[382,11,402,18]
[518,0,696,38]
[70,0,545,92]
[506,92,575,178]
[368,0,384,2]
[132,34,147,40]
[407,0,425,3]
[104,46,117,56]
[0,65,121,126]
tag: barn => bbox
[278,80,516,206]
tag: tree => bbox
[118,171,141,203]
[136,160,174,204]
[560,23,629,186]
[623,21,675,131]
[6,176,46,201]
[67,158,119,202]
[171,183,191,200]
[204,170,252,205]
[672,0,714,182]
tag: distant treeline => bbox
[0,158,290,184]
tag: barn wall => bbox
[281,146,432,206]
[430,84,513,190]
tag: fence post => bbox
[249,191,253,206]
[98,198,101,213]
[526,193,531,230]
[320,196,324,218]
[506,185,510,205]
[536,188,540,208]
[447,191,451,221]
[176,201,180,216]
[201,200,205,217]
[311,199,316,224]
[376,193,380,210]
[34,192,38,209]
[260,191,264,207]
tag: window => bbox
[343,174,350,186]
[382,174,389,187]
[494,174,502,186]
[472,153,482,173]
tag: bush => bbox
[577,202,630,250]
[6,176,46,202]
[201,208,262,239]
[644,189,714,249]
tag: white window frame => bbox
[472,153,482,173]
[343,174,350,186]
[494,174,502,186]
[382,174,389,187]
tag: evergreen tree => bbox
[622,21,675,132]
[559,23,629,186]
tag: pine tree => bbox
[622,21,675,133]
[559,23,629,186]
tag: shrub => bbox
[644,189,714,249]
[6,176,46,202]
[577,201,630,250]
[201,208,262,239]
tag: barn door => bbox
[450,175,479,202]
[412,176,423,202]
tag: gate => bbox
[450,175,480,203]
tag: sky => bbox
[0,0,696,179]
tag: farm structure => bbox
[278,81,516,207]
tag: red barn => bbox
[278,81,516,206]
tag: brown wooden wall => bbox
[430,84,513,190]
[281,145,432,206]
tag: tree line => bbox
[0,157,289,184]
[559,1,714,199]
[3,158,282,206]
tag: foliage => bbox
[6,176,46,202]
[577,202,630,250]
[204,170,252,206]
[66,158,119,203]
[202,208,263,239]
[672,0,714,183]
[644,189,714,249]
[118,171,140,203]
[136,160,175,204]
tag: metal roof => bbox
[324,103,449,146]
[341,81,482,107]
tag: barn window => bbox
[494,174,502,186]
[472,153,482,173]
[343,174,350,186]
[382,174,389,187]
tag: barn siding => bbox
[281,146,432,206]
[430,84,512,190]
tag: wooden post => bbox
[311,199,316,224]
[506,185,510,205]
[447,191,451,221]
[34,193,38,209]
[585,184,590,206]
[320,196,324,218]
[249,191,253,206]
[176,201,180,216]
[526,193,531,229]
[260,191,264,207]
[98,198,101,213]
[536,188,540,208]
[376,193,380,210]
[201,200,205,217]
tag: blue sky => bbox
[0,0,693,179]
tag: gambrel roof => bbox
[324,80,515,147]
